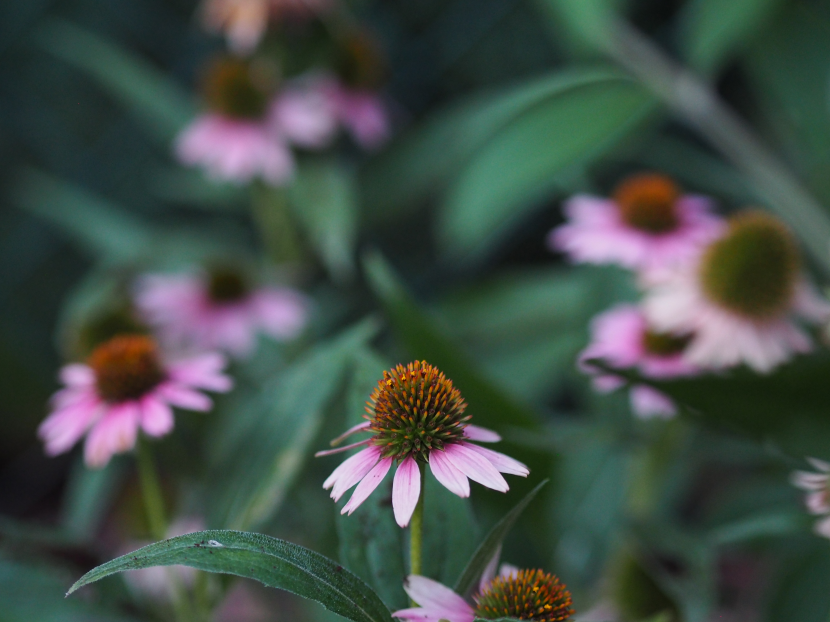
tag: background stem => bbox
[137,436,167,541]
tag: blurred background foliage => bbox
[2,0,830,621]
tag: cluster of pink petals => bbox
[791,458,830,538]
[579,305,700,419]
[393,559,519,622]
[548,194,724,277]
[644,268,830,373]
[38,353,232,468]
[319,424,527,527]
[134,272,309,359]
[202,0,333,55]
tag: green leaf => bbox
[533,0,619,52]
[210,319,380,530]
[453,479,548,596]
[289,160,358,283]
[67,530,391,622]
[439,72,653,261]
[766,543,830,622]
[679,0,785,75]
[35,19,195,142]
[362,251,539,431]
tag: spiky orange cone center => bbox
[474,569,575,621]
[614,173,681,234]
[89,334,165,403]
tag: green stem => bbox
[601,18,830,278]
[409,463,426,587]
[137,437,167,541]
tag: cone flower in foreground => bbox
[317,361,528,527]
[393,564,574,622]
[38,334,232,467]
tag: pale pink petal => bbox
[392,607,461,622]
[140,395,174,437]
[428,449,470,498]
[83,403,140,468]
[815,515,830,539]
[392,457,421,527]
[808,457,830,473]
[498,563,520,579]
[272,86,338,149]
[59,364,95,387]
[402,575,473,618]
[629,385,677,420]
[463,444,528,477]
[157,383,213,412]
[167,353,233,392]
[324,445,381,501]
[252,288,309,340]
[478,545,501,593]
[315,438,372,457]
[806,491,830,515]
[790,471,828,491]
[328,421,372,447]
[443,444,509,493]
[342,456,393,515]
[39,392,102,456]
[463,424,500,443]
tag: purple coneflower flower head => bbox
[38,335,232,468]
[791,457,830,538]
[579,304,700,419]
[393,567,574,622]
[317,361,528,527]
[644,211,830,373]
[548,173,724,277]
[134,268,309,359]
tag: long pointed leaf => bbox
[68,530,391,622]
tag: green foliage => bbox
[68,530,392,622]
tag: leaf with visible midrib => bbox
[454,480,548,596]
[68,530,391,622]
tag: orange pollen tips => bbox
[614,173,681,234]
[474,569,575,622]
[89,335,165,403]
[367,360,469,461]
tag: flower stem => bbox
[137,436,167,541]
[409,463,426,586]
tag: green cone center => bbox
[474,569,574,622]
[699,212,799,319]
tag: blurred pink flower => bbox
[202,0,333,55]
[791,457,830,538]
[135,270,309,359]
[548,173,724,277]
[322,78,390,149]
[317,361,527,528]
[579,304,700,419]
[644,212,830,373]
[39,336,231,468]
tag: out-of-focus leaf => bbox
[289,160,358,283]
[362,251,539,431]
[146,166,246,209]
[211,319,379,530]
[709,511,805,546]
[0,558,139,622]
[335,348,408,611]
[12,168,153,261]
[35,19,195,142]
[439,73,653,261]
[533,0,619,51]
[679,0,785,75]
[61,455,128,542]
[454,480,548,596]
[68,530,392,622]
[766,544,830,622]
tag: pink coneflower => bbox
[175,57,338,185]
[791,458,830,538]
[201,0,333,56]
[644,211,830,373]
[579,304,700,419]
[38,335,232,468]
[548,173,724,276]
[134,268,308,359]
[393,567,574,622]
[316,361,528,528]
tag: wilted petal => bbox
[392,457,421,527]
[429,449,469,498]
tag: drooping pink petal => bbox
[315,438,372,457]
[463,444,528,477]
[463,424,501,443]
[341,456,393,515]
[791,470,829,491]
[805,491,830,515]
[167,353,233,392]
[815,515,830,539]
[402,575,474,619]
[157,383,213,412]
[428,450,470,498]
[140,395,175,437]
[392,457,421,527]
[324,445,381,501]
[84,403,140,468]
[252,288,309,340]
[328,421,372,447]
[39,392,102,456]
[443,444,509,492]
[808,457,830,473]
[59,364,95,387]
